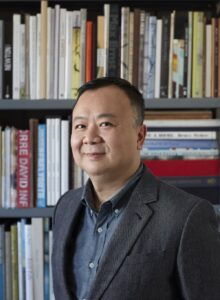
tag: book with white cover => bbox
[54,118,61,205]
[31,218,44,300]
[53,4,60,99]
[58,8,67,99]
[29,16,37,99]
[61,120,69,196]
[24,223,33,300]
[120,6,130,80]
[144,119,220,127]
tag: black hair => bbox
[76,77,145,126]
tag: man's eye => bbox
[75,124,86,129]
[100,122,112,127]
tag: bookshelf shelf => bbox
[1,98,220,110]
[0,207,54,218]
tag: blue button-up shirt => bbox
[72,164,144,300]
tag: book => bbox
[3,20,12,99]
[61,120,70,195]
[12,14,21,99]
[120,6,130,80]
[40,0,48,99]
[5,230,11,300]
[144,159,220,177]
[80,8,87,86]
[85,21,93,82]
[32,218,44,300]
[11,223,19,300]
[107,4,120,77]
[37,124,47,208]
[154,18,162,98]
[16,130,31,208]
[25,222,34,299]
[0,225,5,300]
[144,110,213,120]
[96,15,105,78]
[132,8,140,87]
[146,130,217,139]
[144,139,218,150]
[71,10,81,98]
[144,119,220,128]
[0,20,3,98]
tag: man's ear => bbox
[137,124,147,150]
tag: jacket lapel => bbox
[88,168,159,300]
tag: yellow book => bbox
[11,224,18,300]
[71,27,81,99]
[192,11,205,98]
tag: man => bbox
[52,77,220,300]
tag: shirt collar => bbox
[81,163,144,212]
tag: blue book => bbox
[37,124,47,207]
[144,139,218,149]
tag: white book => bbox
[13,14,21,99]
[25,223,33,300]
[40,0,48,99]
[120,7,130,80]
[53,4,60,99]
[54,118,61,204]
[58,8,67,99]
[146,130,217,139]
[141,148,219,159]
[104,4,110,76]
[61,120,69,196]
[144,119,220,128]
[154,19,162,98]
[46,118,52,206]
[36,13,41,99]
[80,8,87,86]
[47,7,55,99]
[31,218,44,300]
[10,127,17,208]
[17,219,25,300]
[205,24,212,97]
[29,16,37,99]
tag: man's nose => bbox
[83,125,102,144]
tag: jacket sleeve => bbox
[177,199,220,300]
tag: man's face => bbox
[71,85,146,182]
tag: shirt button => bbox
[115,209,119,214]
[89,262,95,269]
[97,227,103,233]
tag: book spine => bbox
[3,20,13,99]
[146,130,217,139]
[144,139,218,149]
[37,124,46,208]
[16,130,31,208]
[108,4,119,77]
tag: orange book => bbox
[85,21,93,82]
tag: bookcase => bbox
[1,0,220,298]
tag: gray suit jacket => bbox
[52,167,220,300]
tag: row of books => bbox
[0,1,220,100]
[143,112,220,203]
[0,118,71,209]
[0,218,54,300]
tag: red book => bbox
[144,159,220,177]
[16,130,31,207]
[85,21,93,82]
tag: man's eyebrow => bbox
[72,113,117,122]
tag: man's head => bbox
[71,77,146,183]
[76,77,145,127]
